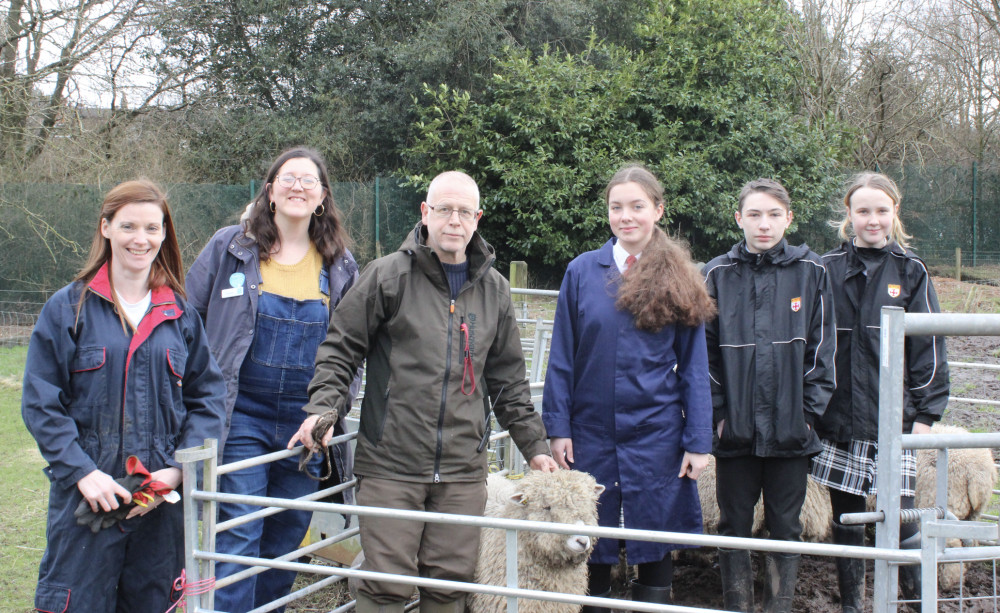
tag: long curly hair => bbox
[243,146,351,264]
[608,165,717,331]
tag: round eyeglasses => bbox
[427,205,480,222]
[275,174,321,190]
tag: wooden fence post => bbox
[509,261,528,288]
[956,248,962,282]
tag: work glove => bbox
[74,456,176,533]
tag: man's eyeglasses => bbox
[428,205,480,222]
[275,174,321,190]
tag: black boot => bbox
[899,533,923,612]
[581,589,610,613]
[631,579,671,605]
[762,553,800,613]
[718,548,754,612]
[833,523,866,613]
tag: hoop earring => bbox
[314,204,325,217]
[269,201,276,213]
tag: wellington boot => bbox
[833,523,866,613]
[418,594,466,613]
[718,548,754,612]
[581,589,611,613]
[355,593,405,613]
[631,579,672,605]
[899,533,923,613]
[762,553,799,613]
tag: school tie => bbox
[625,254,636,274]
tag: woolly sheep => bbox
[696,424,997,590]
[914,423,997,589]
[914,424,997,521]
[468,470,605,613]
[856,424,998,589]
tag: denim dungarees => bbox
[215,269,331,613]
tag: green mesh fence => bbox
[3,168,999,301]
[896,164,1000,284]
[0,179,422,300]
[794,164,1000,285]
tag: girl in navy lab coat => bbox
[543,164,716,607]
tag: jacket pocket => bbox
[34,583,71,613]
[70,346,105,373]
[69,346,108,414]
[166,347,187,383]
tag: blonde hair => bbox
[834,172,912,248]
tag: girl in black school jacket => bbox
[810,172,949,613]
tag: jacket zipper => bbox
[433,299,456,483]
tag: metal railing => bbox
[173,306,1000,613]
[178,437,933,613]
[867,308,1000,612]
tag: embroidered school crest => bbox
[888,284,901,298]
[791,297,801,312]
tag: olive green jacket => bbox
[304,222,550,482]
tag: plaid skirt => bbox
[810,439,916,497]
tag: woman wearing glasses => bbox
[187,147,360,612]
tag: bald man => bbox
[291,171,558,613]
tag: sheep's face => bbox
[507,471,605,567]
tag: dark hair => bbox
[834,172,911,248]
[738,178,790,212]
[74,179,185,325]
[607,164,717,330]
[244,147,350,264]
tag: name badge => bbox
[223,271,246,298]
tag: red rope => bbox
[460,322,476,395]
[164,570,216,612]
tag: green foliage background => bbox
[403,0,844,268]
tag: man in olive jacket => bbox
[289,171,558,613]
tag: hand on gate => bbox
[289,414,320,451]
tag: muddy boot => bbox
[718,548,754,612]
[762,552,799,613]
[834,523,866,613]
[581,589,611,613]
[899,533,923,613]
[631,579,672,605]
[418,594,466,613]
[355,593,405,613]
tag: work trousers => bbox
[34,484,183,613]
[716,455,810,541]
[356,476,487,604]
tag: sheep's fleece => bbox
[468,470,604,613]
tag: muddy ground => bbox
[667,334,1000,612]
[290,279,1000,612]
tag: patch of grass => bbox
[933,276,1000,313]
[0,345,47,612]
[952,382,978,396]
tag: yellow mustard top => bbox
[259,243,327,304]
